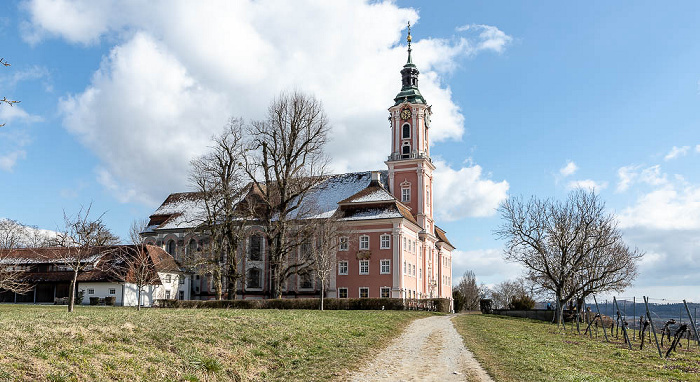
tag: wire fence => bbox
[572,296,699,358]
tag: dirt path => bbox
[345,315,493,382]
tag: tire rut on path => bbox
[345,315,493,382]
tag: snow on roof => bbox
[149,192,207,230]
[340,207,403,221]
[296,170,388,219]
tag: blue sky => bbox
[1,1,699,301]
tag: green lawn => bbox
[453,314,700,382]
[0,305,431,381]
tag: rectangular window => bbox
[109,288,116,295]
[179,276,185,284]
[359,235,369,250]
[249,234,262,261]
[401,187,410,202]
[300,274,313,289]
[338,261,348,275]
[380,259,390,274]
[403,237,406,250]
[419,268,422,279]
[359,260,369,275]
[412,264,416,276]
[87,289,94,295]
[380,234,390,249]
[380,287,390,298]
[338,288,348,298]
[179,291,184,300]
[359,287,369,298]
[165,274,171,283]
[165,290,171,299]
[403,261,406,274]
[339,236,349,251]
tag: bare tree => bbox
[1,58,20,127]
[244,91,330,298]
[189,118,251,299]
[489,278,532,310]
[308,215,346,310]
[0,219,52,294]
[455,270,483,311]
[496,189,643,325]
[52,205,120,312]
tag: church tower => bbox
[386,23,435,235]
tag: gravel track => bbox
[345,315,493,382]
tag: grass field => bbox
[453,314,700,382]
[0,305,432,381]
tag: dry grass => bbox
[0,305,431,381]
[453,314,700,382]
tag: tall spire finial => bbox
[406,22,413,64]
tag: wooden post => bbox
[613,297,631,350]
[644,296,663,358]
[633,297,636,341]
[593,295,609,343]
[683,300,700,348]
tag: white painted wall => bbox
[77,282,123,305]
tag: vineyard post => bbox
[613,297,631,350]
[633,297,636,341]
[683,300,699,348]
[644,296,663,358]
[593,295,609,343]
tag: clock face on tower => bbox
[400,108,412,120]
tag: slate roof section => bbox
[0,245,179,284]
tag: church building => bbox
[141,27,454,301]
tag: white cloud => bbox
[619,185,700,231]
[615,164,668,193]
[566,179,608,191]
[433,159,509,221]
[455,24,512,54]
[0,105,41,172]
[451,248,523,286]
[0,150,26,172]
[559,160,578,177]
[696,144,700,153]
[23,0,512,206]
[664,145,690,161]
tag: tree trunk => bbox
[320,280,325,311]
[68,271,78,312]
[137,287,142,311]
[556,290,564,327]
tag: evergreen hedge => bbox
[155,297,451,312]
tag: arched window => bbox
[247,268,261,289]
[402,143,410,159]
[167,240,176,257]
[402,123,410,139]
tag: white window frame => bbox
[359,260,369,275]
[338,261,348,275]
[109,288,116,295]
[380,234,390,249]
[87,289,94,295]
[359,287,369,298]
[165,274,171,283]
[380,287,390,298]
[402,123,411,139]
[339,236,349,251]
[403,261,407,274]
[380,259,390,274]
[338,287,348,298]
[401,187,410,202]
[359,235,369,250]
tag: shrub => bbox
[509,295,536,310]
[453,290,466,312]
[104,297,116,306]
[155,297,451,312]
[89,297,100,305]
[74,290,85,305]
